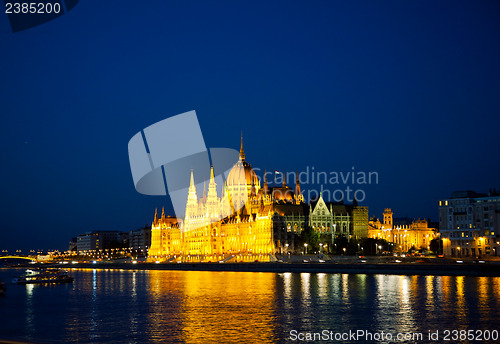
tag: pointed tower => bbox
[185,169,199,227]
[294,170,303,203]
[206,165,220,220]
[263,169,269,195]
[154,208,158,222]
[161,207,165,219]
[239,132,245,161]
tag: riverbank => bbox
[5,260,498,277]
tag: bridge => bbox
[0,255,38,262]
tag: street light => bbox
[304,243,308,255]
[332,224,336,246]
[285,244,291,262]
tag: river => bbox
[0,268,499,343]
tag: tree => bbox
[429,238,442,255]
[360,237,389,256]
[333,235,349,255]
[299,226,320,253]
[347,237,360,255]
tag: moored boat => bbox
[12,268,74,285]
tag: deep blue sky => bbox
[1,1,499,252]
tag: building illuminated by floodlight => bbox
[148,137,307,262]
[368,208,437,252]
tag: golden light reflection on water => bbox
[441,275,452,302]
[456,276,467,326]
[147,270,276,344]
[14,269,498,343]
[477,276,488,310]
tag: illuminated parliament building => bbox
[148,138,308,262]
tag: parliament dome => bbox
[226,136,259,188]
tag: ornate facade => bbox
[368,208,437,252]
[309,194,369,239]
[148,137,306,262]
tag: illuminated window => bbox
[445,201,448,206]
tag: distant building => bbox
[309,194,369,240]
[76,231,123,253]
[149,211,182,257]
[368,208,437,252]
[77,233,96,252]
[439,189,500,257]
[129,226,151,254]
[68,237,77,252]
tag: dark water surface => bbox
[0,268,499,343]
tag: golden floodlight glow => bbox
[147,136,304,263]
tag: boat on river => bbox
[12,268,74,285]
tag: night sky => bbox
[1,1,499,252]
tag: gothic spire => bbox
[189,169,195,188]
[263,169,269,194]
[295,170,302,199]
[208,165,217,196]
[210,164,215,182]
[239,132,245,161]
[187,169,198,205]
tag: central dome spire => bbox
[239,131,245,161]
